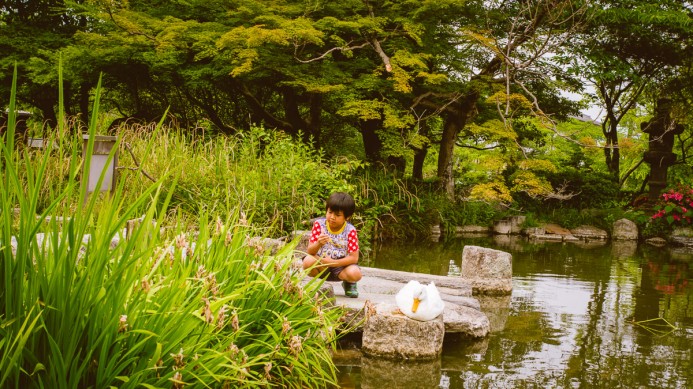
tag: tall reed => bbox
[1,65,344,387]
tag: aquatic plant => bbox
[630,317,679,337]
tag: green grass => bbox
[2,64,346,388]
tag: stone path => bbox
[323,266,491,338]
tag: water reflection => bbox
[611,240,638,258]
[336,237,693,388]
[475,295,511,332]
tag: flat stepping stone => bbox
[327,267,490,338]
[362,310,445,360]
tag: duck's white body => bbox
[395,280,445,321]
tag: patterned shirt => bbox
[309,218,359,259]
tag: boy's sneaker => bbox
[342,281,358,298]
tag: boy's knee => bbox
[343,265,362,282]
[302,255,316,270]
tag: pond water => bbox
[333,236,693,388]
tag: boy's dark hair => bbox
[325,192,356,218]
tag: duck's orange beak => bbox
[412,298,421,313]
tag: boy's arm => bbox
[306,221,326,255]
[306,239,323,255]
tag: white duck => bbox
[395,280,445,321]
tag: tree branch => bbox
[455,142,503,151]
[293,41,370,63]
[370,37,392,72]
[122,142,156,183]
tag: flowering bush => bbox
[651,185,693,225]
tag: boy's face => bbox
[326,208,347,231]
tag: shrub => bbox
[651,185,693,226]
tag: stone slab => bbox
[328,267,489,338]
[362,311,445,360]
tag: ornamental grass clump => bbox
[1,67,344,388]
[650,184,693,226]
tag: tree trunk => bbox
[283,88,303,138]
[438,114,460,196]
[79,82,91,126]
[603,119,620,181]
[307,93,322,147]
[359,118,384,164]
[412,146,427,181]
[411,121,429,181]
[31,86,58,130]
[437,93,478,197]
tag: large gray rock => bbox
[493,216,525,235]
[543,223,572,235]
[508,215,526,234]
[455,225,491,236]
[612,219,638,240]
[570,225,609,240]
[290,230,311,257]
[646,237,667,247]
[493,219,512,234]
[670,227,693,247]
[430,224,442,241]
[528,233,564,242]
[443,304,490,337]
[460,245,512,296]
[362,311,445,360]
[246,236,286,255]
[522,226,545,236]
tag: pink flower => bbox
[673,215,681,221]
[651,210,666,219]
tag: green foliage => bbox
[546,208,584,230]
[362,176,502,241]
[447,200,502,228]
[469,181,514,206]
[519,212,542,228]
[24,124,361,237]
[351,169,421,243]
[1,68,343,388]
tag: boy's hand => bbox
[319,256,335,266]
[316,234,331,246]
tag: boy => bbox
[302,192,362,298]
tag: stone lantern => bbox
[641,98,683,199]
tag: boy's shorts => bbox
[314,264,361,282]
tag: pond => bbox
[333,236,693,388]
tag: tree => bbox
[410,0,588,196]
[572,0,692,183]
[0,0,89,125]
